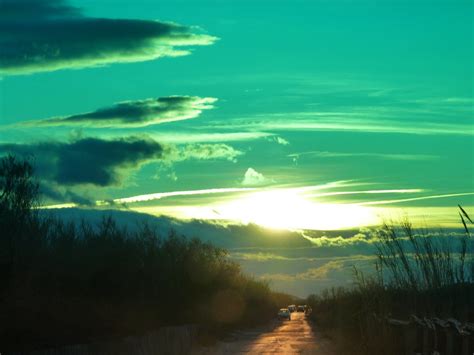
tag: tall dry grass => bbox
[374,215,473,290]
[307,208,474,354]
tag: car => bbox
[278,308,291,320]
[288,304,296,313]
[297,305,305,312]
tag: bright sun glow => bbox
[161,189,377,230]
[132,189,381,230]
[212,189,378,230]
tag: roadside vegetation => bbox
[0,155,293,352]
[307,210,474,354]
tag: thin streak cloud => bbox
[289,151,438,161]
[305,189,424,199]
[206,114,474,136]
[112,187,258,204]
[148,132,274,144]
[359,192,474,206]
[44,181,353,207]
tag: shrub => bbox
[307,211,474,354]
[0,155,281,352]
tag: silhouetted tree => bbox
[0,155,40,296]
[0,154,282,353]
[0,154,38,222]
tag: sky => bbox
[0,0,472,296]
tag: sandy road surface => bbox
[195,312,335,354]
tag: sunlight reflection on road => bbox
[196,312,335,354]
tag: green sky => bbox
[1,0,473,230]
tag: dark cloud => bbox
[0,0,216,75]
[1,0,81,21]
[40,184,95,206]
[30,96,217,127]
[0,137,163,186]
[0,137,244,203]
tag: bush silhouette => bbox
[0,155,282,352]
[306,217,474,355]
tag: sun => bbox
[134,187,381,231]
[214,189,378,230]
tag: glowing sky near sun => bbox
[1,0,473,231]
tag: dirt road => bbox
[196,311,335,354]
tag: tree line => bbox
[0,155,292,352]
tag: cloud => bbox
[40,184,96,206]
[42,180,349,207]
[165,143,243,163]
[1,0,217,75]
[295,260,347,280]
[1,0,81,21]
[275,136,290,145]
[208,113,474,136]
[241,168,271,186]
[266,136,290,145]
[155,143,243,182]
[305,188,423,200]
[112,187,257,204]
[302,232,378,247]
[28,96,217,127]
[258,255,378,283]
[288,151,438,161]
[0,136,163,186]
[149,132,273,144]
[230,252,293,261]
[0,138,248,204]
[0,137,244,189]
[359,192,474,206]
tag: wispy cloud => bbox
[359,192,474,206]
[109,181,404,206]
[149,132,274,144]
[107,180,353,205]
[113,187,258,204]
[260,256,376,281]
[305,188,424,199]
[205,112,473,136]
[230,252,294,261]
[289,151,438,161]
[164,143,243,163]
[230,251,375,263]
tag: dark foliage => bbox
[307,214,474,355]
[0,155,280,352]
